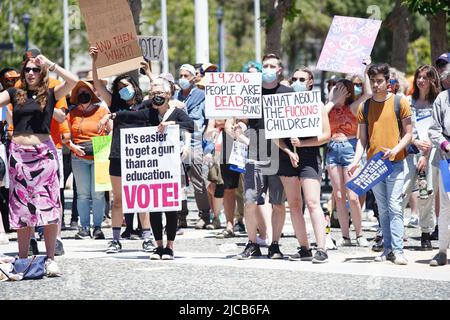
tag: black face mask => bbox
[78,92,91,104]
[152,95,166,106]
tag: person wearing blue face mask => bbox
[90,46,155,255]
[175,64,211,230]
[289,67,314,92]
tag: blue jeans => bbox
[371,161,405,254]
[71,156,105,228]
[326,138,357,167]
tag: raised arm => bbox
[349,57,373,115]
[90,46,112,106]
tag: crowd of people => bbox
[1,47,450,277]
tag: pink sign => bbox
[316,16,381,75]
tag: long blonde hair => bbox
[16,58,49,111]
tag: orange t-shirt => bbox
[357,94,411,162]
[67,105,110,160]
[9,78,68,148]
[329,105,358,139]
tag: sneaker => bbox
[75,227,91,240]
[93,227,105,240]
[325,234,337,250]
[289,247,313,261]
[55,239,65,256]
[407,215,419,228]
[356,236,370,247]
[206,217,221,230]
[430,225,439,241]
[312,249,328,264]
[101,218,112,229]
[150,247,164,260]
[337,236,352,247]
[161,247,174,260]
[106,240,122,254]
[236,242,262,260]
[256,235,269,247]
[0,233,9,245]
[195,212,210,229]
[393,253,408,265]
[268,242,284,259]
[421,232,432,250]
[176,227,184,235]
[374,250,395,262]
[372,236,384,252]
[45,259,61,277]
[233,221,246,233]
[28,238,39,256]
[142,239,156,252]
[430,252,447,267]
[69,220,79,230]
[178,214,188,228]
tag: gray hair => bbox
[441,63,450,81]
[151,77,172,94]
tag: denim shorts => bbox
[326,138,357,167]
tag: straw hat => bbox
[70,80,101,105]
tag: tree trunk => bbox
[389,0,410,72]
[430,11,448,66]
[127,0,142,81]
[265,0,294,55]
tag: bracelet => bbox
[49,63,57,72]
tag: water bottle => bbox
[418,170,429,199]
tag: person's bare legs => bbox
[328,165,350,238]
[301,178,326,249]
[17,227,32,259]
[138,213,151,229]
[256,203,269,240]
[110,176,124,229]
[343,166,363,237]
[244,203,259,242]
[223,189,236,231]
[43,224,58,259]
[279,177,302,244]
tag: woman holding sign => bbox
[90,47,156,254]
[99,77,193,260]
[276,67,331,263]
[66,80,110,241]
[0,53,78,276]
[324,75,372,248]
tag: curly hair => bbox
[110,74,143,109]
[16,58,49,111]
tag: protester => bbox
[428,68,450,266]
[325,61,372,247]
[275,65,331,263]
[90,46,154,253]
[66,80,110,240]
[348,63,412,265]
[99,77,194,259]
[0,53,78,276]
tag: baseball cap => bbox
[201,63,218,75]
[159,72,175,83]
[179,64,196,76]
[23,48,41,61]
[436,53,450,64]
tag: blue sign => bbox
[440,159,450,192]
[346,151,394,196]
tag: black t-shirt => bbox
[7,87,56,135]
[246,83,293,162]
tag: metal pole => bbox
[161,0,169,73]
[217,7,223,71]
[195,0,209,63]
[25,26,29,51]
[254,0,261,62]
[63,0,70,70]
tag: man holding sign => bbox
[348,63,412,265]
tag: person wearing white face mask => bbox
[175,64,211,230]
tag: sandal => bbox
[216,229,235,239]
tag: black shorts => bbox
[109,158,122,177]
[277,149,322,179]
[220,164,240,189]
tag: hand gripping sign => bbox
[120,126,181,213]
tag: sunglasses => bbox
[291,77,307,82]
[24,67,41,74]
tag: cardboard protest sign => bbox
[139,36,164,62]
[92,135,112,192]
[316,16,381,75]
[346,151,393,196]
[205,72,262,119]
[263,90,322,139]
[440,159,450,193]
[120,126,181,213]
[79,0,142,78]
